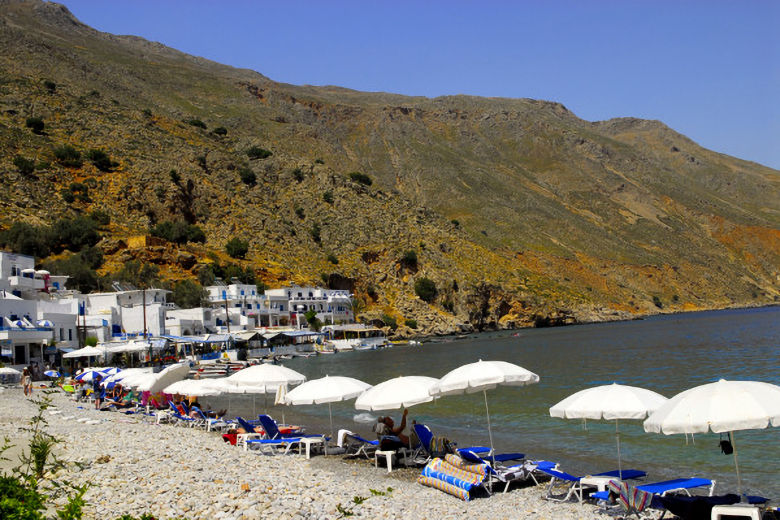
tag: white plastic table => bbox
[710,504,761,520]
[298,437,325,459]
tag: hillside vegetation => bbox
[1,0,778,336]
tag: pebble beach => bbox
[0,386,621,520]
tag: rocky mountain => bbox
[1,0,778,336]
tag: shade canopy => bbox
[644,379,780,435]
[135,363,190,394]
[550,383,667,421]
[62,346,106,358]
[429,359,539,396]
[0,367,22,375]
[285,375,371,405]
[429,359,540,466]
[550,382,667,480]
[643,378,780,496]
[227,364,306,391]
[355,376,439,411]
[163,379,224,397]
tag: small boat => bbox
[355,344,377,351]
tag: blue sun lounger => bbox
[342,432,379,458]
[539,465,648,502]
[236,416,304,455]
[590,477,716,502]
[459,449,554,493]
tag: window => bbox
[68,329,72,341]
[279,305,285,312]
[59,328,64,341]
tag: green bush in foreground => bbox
[26,116,44,134]
[246,146,272,160]
[0,393,88,519]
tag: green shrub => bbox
[25,116,44,134]
[239,167,256,186]
[310,223,321,244]
[225,237,249,259]
[187,118,207,129]
[400,250,418,269]
[0,222,52,257]
[169,169,181,184]
[349,171,373,186]
[314,158,324,164]
[88,209,111,226]
[381,313,397,330]
[414,277,437,303]
[212,126,228,136]
[61,189,75,203]
[327,253,339,264]
[86,149,116,172]
[51,216,101,251]
[246,146,272,160]
[13,156,35,175]
[652,295,663,309]
[450,219,460,228]
[292,168,304,182]
[42,252,100,293]
[43,79,57,92]
[53,145,82,168]
[171,279,206,308]
[323,191,334,204]
[404,318,418,329]
[294,207,305,219]
[85,336,98,347]
[113,260,160,288]
[150,221,206,244]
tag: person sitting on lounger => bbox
[374,409,410,450]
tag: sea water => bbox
[213,306,780,497]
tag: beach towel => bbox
[418,455,488,501]
[607,479,652,513]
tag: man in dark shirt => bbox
[92,374,103,409]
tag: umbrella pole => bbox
[483,389,496,467]
[253,394,256,418]
[616,419,622,479]
[328,402,334,441]
[730,431,742,498]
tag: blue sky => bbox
[58,1,779,169]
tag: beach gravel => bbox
[0,387,638,519]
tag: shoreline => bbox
[407,302,780,342]
[0,388,615,520]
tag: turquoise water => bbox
[214,307,780,497]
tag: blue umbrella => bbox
[44,370,61,378]
[101,367,121,375]
[75,370,102,382]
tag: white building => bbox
[0,252,78,367]
[205,281,282,329]
[164,307,215,336]
[264,284,353,328]
[60,288,170,343]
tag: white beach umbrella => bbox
[275,383,289,425]
[227,364,306,389]
[550,383,667,478]
[136,363,190,394]
[355,376,439,411]
[163,379,223,397]
[285,375,372,438]
[44,370,61,378]
[430,359,540,464]
[644,379,780,495]
[101,367,121,375]
[0,367,22,376]
[62,345,106,358]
